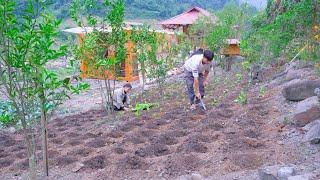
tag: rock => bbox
[71,162,84,172]
[191,173,202,180]
[259,166,279,180]
[287,175,310,180]
[8,127,16,133]
[305,122,320,144]
[282,80,320,101]
[292,96,320,127]
[277,166,295,180]
[302,120,320,132]
[315,88,320,101]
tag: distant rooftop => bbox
[62,26,174,35]
[160,6,213,26]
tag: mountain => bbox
[239,0,267,10]
[17,0,246,21]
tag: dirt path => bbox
[0,66,313,179]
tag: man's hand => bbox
[195,92,201,99]
[203,80,208,86]
[124,107,130,111]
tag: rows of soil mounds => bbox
[0,74,290,179]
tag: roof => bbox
[160,6,211,26]
[226,39,240,45]
[62,27,175,35]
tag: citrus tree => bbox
[70,0,127,113]
[0,0,87,178]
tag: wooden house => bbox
[63,26,175,82]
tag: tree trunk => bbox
[40,90,49,176]
[25,130,37,180]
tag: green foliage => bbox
[70,0,127,113]
[259,86,266,97]
[0,101,16,128]
[242,0,318,64]
[234,90,248,105]
[0,0,87,128]
[134,103,157,116]
[236,73,242,81]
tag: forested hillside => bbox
[15,0,264,20]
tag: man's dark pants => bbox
[185,70,205,105]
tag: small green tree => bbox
[0,0,87,178]
[70,0,127,113]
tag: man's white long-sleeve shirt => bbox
[184,54,212,78]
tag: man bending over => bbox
[184,49,214,110]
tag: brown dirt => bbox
[0,67,306,179]
[83,155,106,170]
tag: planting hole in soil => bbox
[17,159,29,170]
[114,147,126,154]
[68,148,92,157]
[135,144,171,157]
[124,135,146,144]
[83,155,106,170]
[67,139,82,146]
[82,133,99,139]
[108,130,124,139]
[0,158,13,168]
[66,132,80,138]
[15,152,26,159]
[53,155,77,167]
[177,139,208,153]
[50,138,63,145]
[244,129,261,138]
[166,130,189,138]
[164,154,202,177]
[86,138,106,148]
[150,134,179,146]
[230,153,263,170]
[118,155,148,170]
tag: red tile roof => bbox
[160,6,211,25]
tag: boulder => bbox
[292,96,320,127]
[305,122,320,144]
[259,165,279,180]
[277,166,295,180]
[287,175,310,180]
[282,80,320,101]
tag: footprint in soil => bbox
[118,155,148,170]
[53,155,77,167]
[86,138,107,148]
[135,144,171,157]
[67,148,92,157]
[176,139,208,153]
[83,155,107,170]
[149,134,179,146]
[164,154,202,177]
